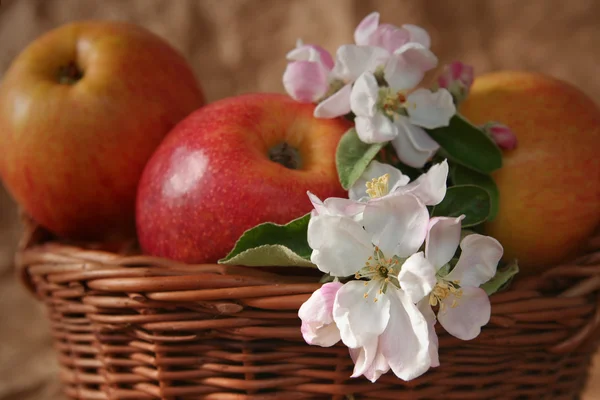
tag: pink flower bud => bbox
[437,61,474,104]
[298,282,343,347]
[482,122,518,150]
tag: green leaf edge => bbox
[480,260,520,296]
[336,128,385,190]
[431,184,492,228]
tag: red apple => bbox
[0,21,205,240]
[136,93,351,263]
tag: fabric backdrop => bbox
[0,1,599,399]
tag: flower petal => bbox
[402,24,432,48]
[418,299,440,368]
[438,286,491,340]
[380,289,432,381]
[398,252,436,303]
[332,45,390,82]
[425,216,464,270]
[355,113,398,144]
[349,160,409,201]
[286,44,334,70]
[283,61,329,103]
[362,193,429,258]
[384,43,438,91]
[313,83,352,118]
[350,72,379,117]
[406,88,456,129]
[445,234,504,287]
[368,24,411,53]
[298,282,343,347]
[402,159,449,206]
[354,12,380,46]
[349,337,390,382]
[307,192,365,218]
[391,116,439,168]
[307,214,372,277]
[333,280,391,348]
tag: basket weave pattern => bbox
[17,222,600,400]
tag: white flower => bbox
[350,71,456,168]
[307,191,436,381]
[354,11,431,52]
[349,159,448,206]
[298,282,343,347]
[420,216,504,340]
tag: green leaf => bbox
[218,213,315,267]
[427,114,503,174]
[451,164,500,221]
[432,185,491,228]
[480,260,520,296]
[336,128,386,190]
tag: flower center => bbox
[429,279,463,312]
[365,173,390,198]
[355,246,402,302]
[378,88,409,117]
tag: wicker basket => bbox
[16,216,600,400]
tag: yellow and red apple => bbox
[0,21,204,240]
[136,93,351,263]
[460,71,600,274]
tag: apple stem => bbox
[57,61,83,85]
[268,142,302,170]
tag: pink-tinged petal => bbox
[437,61,474,104]
[298,282,343,346]
[402,159,449,206]
[283,61,329,103]
[333,280,392,348]
[355,113,398,144]
[406,88,456,129]
[313,83,352,118]
[307,215,372,277]
[445,234,503,287]
[333,45,390,82]
[398,252,437,303]
[391,116,440,168]
[354,12,380,46]
[287,44,335,71]
[362,193,429,258]
[380,289,432,381]
[349,160,409,201]
[425,216,464,270]
[384,43,438,91]
[402,24,432,49]
[349,337,390,382]
[307,191,365,218]
[369,24,411,53]
[438,286,491,340]
[350,72,379,117]
[483,122,518,150]
[418,299,440,368]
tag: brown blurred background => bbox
[0,0,599,399]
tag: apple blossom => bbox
[282,41,335,103]
[354,11,431,52]
[349,159,448,206]
[350,71,456,167]
[437,61,474,104]
[482,121,518,150]
[421,216,504,341]
[306,189,436,381]
[298,281,343,347]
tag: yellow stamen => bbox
[365,174,390,199]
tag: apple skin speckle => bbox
[136,93,352,263]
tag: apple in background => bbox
[0,21,205,240]
[136,93,351,263]
[460,71,600,274]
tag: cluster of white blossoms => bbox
[283,12,461,168]
[298,159,504,382]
